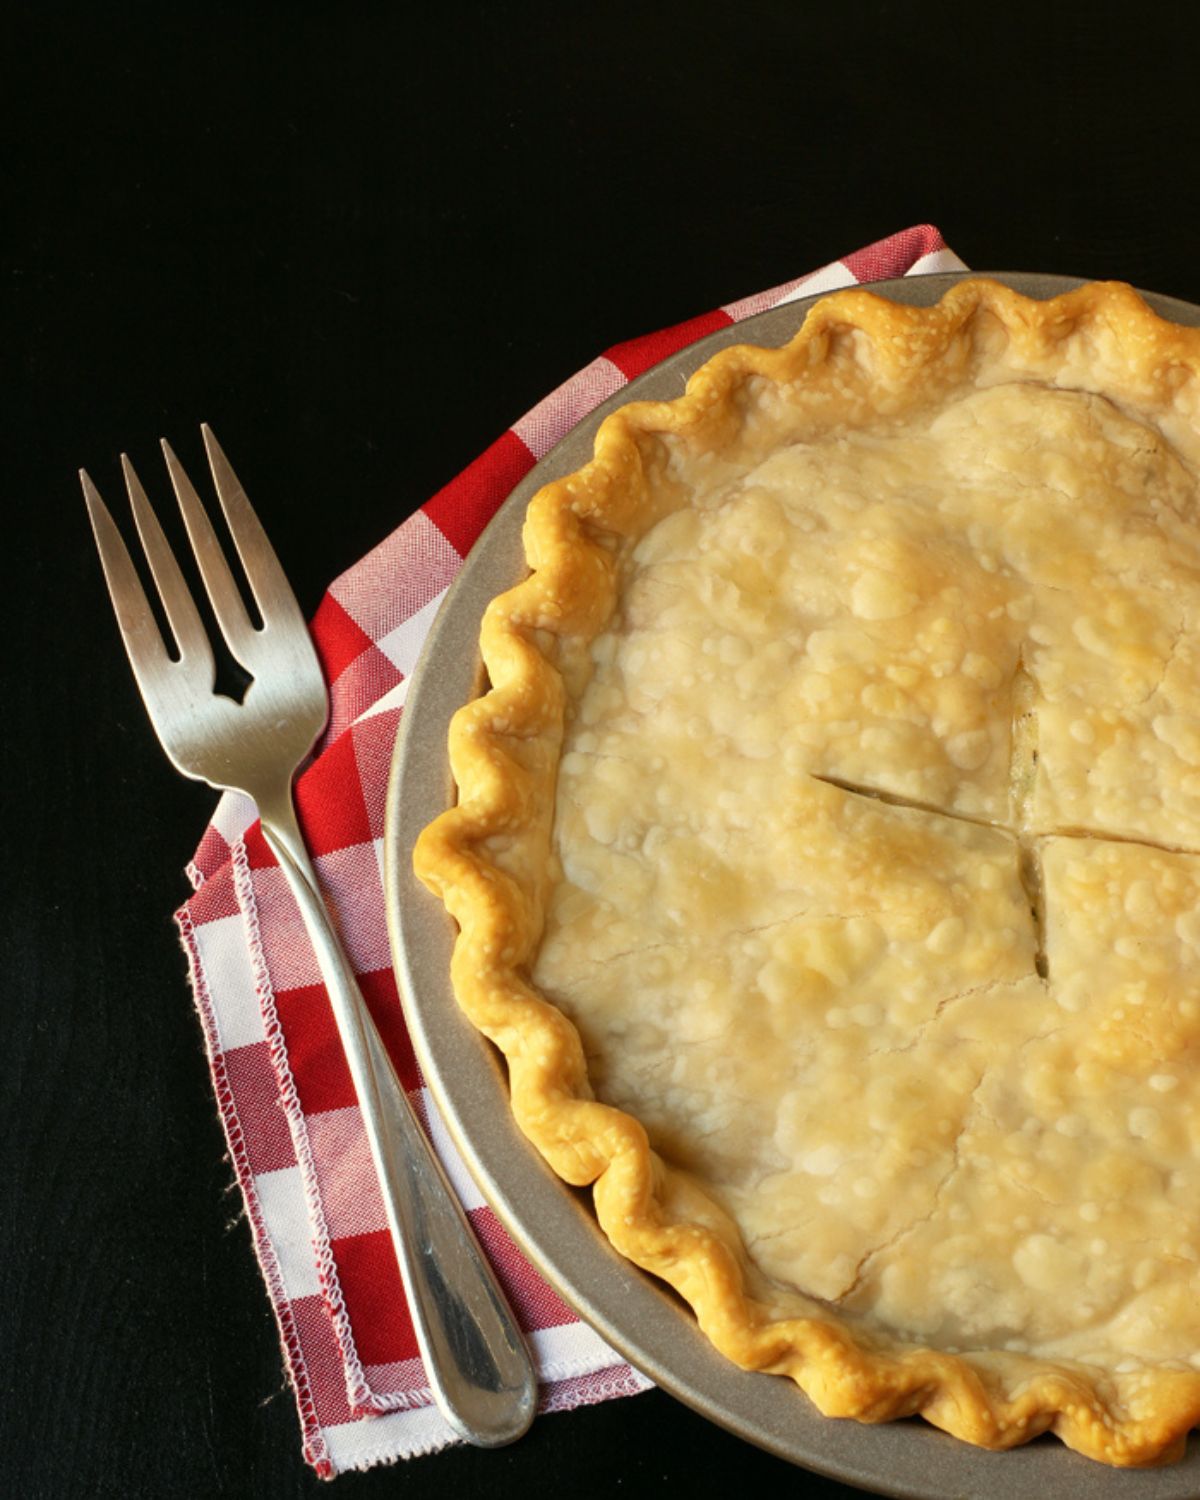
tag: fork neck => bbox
[254,780,317,889]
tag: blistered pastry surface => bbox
[416,280,1200,1463]
[536,378,1200,1374]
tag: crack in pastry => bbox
[810,772,1007,833]
[417,279,1200,1465]
[1016,842,1048,980]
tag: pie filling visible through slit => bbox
[415,280,1200,1466]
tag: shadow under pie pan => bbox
[384,272,1200,1498]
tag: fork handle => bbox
[258,796,537,1447]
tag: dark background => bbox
[7,3,1200,1497]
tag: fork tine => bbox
[200,425,307,631]
[161,439,260,670]
[121,454,215,671]
[81,468,178,690]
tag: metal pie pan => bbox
[384,272,1200,1498]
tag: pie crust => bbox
[414,279,1200,1466]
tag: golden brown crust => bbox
[414,279,1200,1466]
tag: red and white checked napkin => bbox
[176,224,966,1477]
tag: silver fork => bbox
[82,426,536,1447]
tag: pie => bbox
[414,278,1200,1466]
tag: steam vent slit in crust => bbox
[415,279,1200,1466]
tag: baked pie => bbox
[414,279,1200,1466]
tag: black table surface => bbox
[8,4,1200,1496]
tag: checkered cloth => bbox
[176,224,966,1476]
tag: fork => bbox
[82,426,537,1447]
